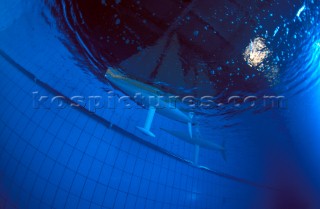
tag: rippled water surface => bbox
[44,0,320,141]
[1,0,320,208]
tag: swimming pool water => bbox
[0,0,320,209]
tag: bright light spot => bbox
[243,37,270,70]
[273,26,280,37]
[296,4,306,18]
[243,37,279,85]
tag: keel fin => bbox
[137,106,156,137]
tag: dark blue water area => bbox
[0,0,320,209]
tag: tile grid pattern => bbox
[0,53,254,209]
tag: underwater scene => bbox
[0,0,320,208]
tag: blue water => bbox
[0,0,320,209]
